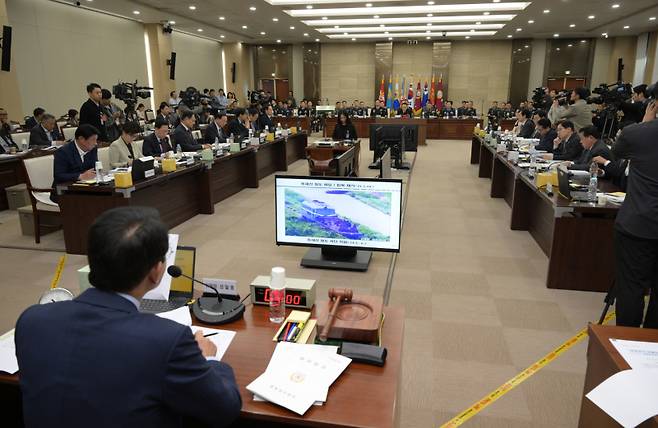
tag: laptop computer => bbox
[140,246,196,314]
[557,166,591,202]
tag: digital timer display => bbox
[254,287,307,308]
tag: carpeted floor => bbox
[0,137,607,427]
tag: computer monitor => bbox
[170,246,196,295]
[379,148,392,179]
[275,175,403,271]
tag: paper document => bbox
[586,369,658,427]
[156,306,192,326]
[144,234,179,300]
[610,338,658,369]
[0,329,18,374]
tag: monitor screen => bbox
[275,175,403,252]
[170,246,195,295]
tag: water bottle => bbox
[588,161,598,202]
[269,267,286,323]
[346,130,350,140]
[95,161,103,183]
[176,144,182,154]
[528,151,537,179]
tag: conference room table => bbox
[272,115,312,133]
[324,117,482,142]
[470,135,619,292]
[0,304,404,428]
[578,324,658,427]
[57,133,307,255]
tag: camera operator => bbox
[611,97,658,328]
[548,87,592,131]
[619,84,650,127]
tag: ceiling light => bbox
[581,39,586,43]
[565,70,571,75]
[388,37,393,40]
[556,48,560,51]
[528,19,534,23]
[588,15,595,19]
[303,14,517,26]
[242,25,248,29]
[169,20,176,24]
[543,9,550,13]
[427,14,433,17]
[427,1,435,4]
[273,17,279,21]
[476,21,481,25]
[516,28,521,31]
[249,6,256,11]
[470,29,475,32]
[315,38,320,41]
[344,32,348,35]
[220,35,225,38]
[306,5,313,8]
[366,2,373,6]
[277,39,282,43]
[189,5,196,10]
[524,44,528,48]
[493,0,500,2]
[650,17,657,21]
[219,16,225,20]
[197,28,203,32]
[483,12,490,15]
[318,23,504,33]
[611,4,620,8]
[304,32,309,36]
[322,16,328,20]
[290,26,295,29]
[569,24,575,28]
[381,24,386,27]
[602,32,608,37]
[567,43,572,47]
[623,25,629,29]
[260,31,266,35]
[426,30,430,33]
[465,36,471,39]
[374,15,379,18]
[352,37,356,40]
[553,33,559,37]
[327,31,496,39]
[132,10,140,15]
[426,36,431,39]
[288,3,531,17]
[506,35,512,38]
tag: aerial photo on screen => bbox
[284,188,392,241]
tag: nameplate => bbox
[144,169,155,178]
[186,158,194,166]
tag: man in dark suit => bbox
[441,101,457,118]
[457,101,468,117]
[227,108,249,139]
[568,125,613,171]
[371,100,388,118]
[79,83,107,141]
[204,112,228,146]
[0,108,19,153]
[515,109,535,138]
[611,101,658,328]
[28,114,63,147]
[247,108,260,133]
[51,124,99,201]
[544,120,582,161]
[535,118,557,153]
[396,101,413,118]
[142,118,173,157]
[25,107,45,130]
[257,105,275,132]
[15,206,242,427]
[171,110,209,152]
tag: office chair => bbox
[22,154,61,243]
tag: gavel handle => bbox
[319,298,341,342]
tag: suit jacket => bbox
[613,119,658,238]
[227,118,249,139]
[109,137,143,167]
[371,107,388,118]
[15,287,241,428]
[52,141,98,185]
[257,114,275,133]
[0,130,18,153]
[457,107,467,116]
[204,122,227,146]
[536,128,558,153]
[142,133,173,157]
[396,108,413,118]
[332,123,357,140]
[553,133,582,161]
[79,98,106,141]
[517,120,536,138]
[25,116,38,130]
[602,158,629,192]
[548,99,592,131]
[171,124,202,152]
[569,139,613,171]
[441,108,457,118]
[29,125,53,147]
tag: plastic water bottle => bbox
[528,151,537,179]
[95,161,103,183]
[176,144,182,154]
[588,161,598,202]
[269,267,286,323]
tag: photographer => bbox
[612,98,658,328]
[548,87,592,131]
[619,84,650,127]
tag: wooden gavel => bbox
[319,288,353,342]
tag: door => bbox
[275,79,290,101]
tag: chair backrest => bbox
[23,155,55,190]
[192,130,202,140]
[97,147,110,170]
[133,140,144,154]
[306,147,334,161]
[145,110,155,121]
[11,131,30,146]
[62,127,77,141]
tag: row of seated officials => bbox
[333,99,478,119]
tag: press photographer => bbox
[548,87,592,131]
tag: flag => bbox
[429,75,436,106]
[421,81,429,107]
[414,81,422,110]
[386,74,393,109]
[378,75,385,104]
[393,76,400,110]
[400,75,406,109]
[407,83,414,106]
[435,74,444,110]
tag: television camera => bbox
[531,87,552,111]
[112,80,152,122]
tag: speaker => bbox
[167,52,176,80]
[1,26,12,72]
[231,62,236,84]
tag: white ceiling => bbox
[55,0,658,43]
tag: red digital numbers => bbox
[261,288,302,305]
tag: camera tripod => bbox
[598,280,616,325]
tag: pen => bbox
[203,332,218,338]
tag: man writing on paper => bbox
[15,206,241,427]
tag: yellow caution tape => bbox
[49,255,67,289]
[440,310,617,428]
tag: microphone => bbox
[167,265,245,325]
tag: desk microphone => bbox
[167,265,245,325]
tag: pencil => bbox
[203,332,218,338]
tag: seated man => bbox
[531,110,547,138]
[371,99,387,118]
[465,101,477,117]
[568,125,613,171]
[514,109,535,138]
[0,107,19,153]
[142,118,172,157]
[422,102,437,118]
[29,114,64,147]
[297,100,308,117]
[457,101,468,117]
[15,206,241,427]
[205,112,228,146]
[334,101,342,114]
[51,124,99,200]
[396,101,413,118]
[247,108,260,133]
[535,118,557,153]
[25,107,45,130]
[357,101,368,117]
[109,121,143,167]
[257,105,275,133]
[197,107,213,125]
[544,120,582,161]
[171,110,208,152]
[227,108,249,139]
[441,101,457,118]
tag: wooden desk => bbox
[207,149,259,205]
[476,137,495,178]
[578,325,658,428]
[273,116,311,133]
[0,305,404,428]
[323,117,374,140]
[305,141,361,176]
[435,118,482,140]
[500,118,516,131]
[255,138,288,180]
[285,133,309,166]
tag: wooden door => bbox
[275,79,290,101]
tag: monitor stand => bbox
[301,247,372,272]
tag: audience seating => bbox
[22,154,60,243]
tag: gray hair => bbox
[40,113,56,123]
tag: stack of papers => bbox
[156,306,235,361]
[247,342,350,415]
[0,329,18,374]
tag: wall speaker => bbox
[1,26,12,72]
[231,62,236,84]
[167,52,176,80]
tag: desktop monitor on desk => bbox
[275,175,402,271]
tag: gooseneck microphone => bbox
[167,265,245,325]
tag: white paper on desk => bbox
[247,369,320,415]
[610,338,658,369]
[156,306,192,326]
[0,329,18,374]
[144,234,179,300]
[586,369,658,428]
[190,326,235,361]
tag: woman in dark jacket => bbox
[332,111,357,140]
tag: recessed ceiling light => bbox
[290,26,295,29]
[242,25,248,29]
[581,39,586,43]
[515,28,522,32]
[388,37,393,40]
[602,32,608,37]
[219,16,225,20]
[352,37,356,41]
[483,12,490,15]
[344,32,348,35]
[427,13,433,17]
[553,33,559,37]
[249,6,256,11]
[567,43,573,47]
[374,15,379,18]
[476,21,481,25]
[611,4,620,8]
[322,16,328,20]
[556,48,560,51]
[385,31,389,34]
[304,32,309,36]
[132,10,140,15]
[426,36,431,39]
[260,31,266,35]
[306,5,313,9]
[334,25,339,28]
[272,17,279,21]
[588,15,595,19]
[465,36,471,39]
[623,25,630,29]
[507,35,512,38]
[220,35,225,38]
[197,28,203,32]
[189,5,196,10]
[650,17,657,21]
[543,9,550,14]
[366,3,372,6]
[315,38,320,41]
[565,70,571,75]
[426,30,431,33]
[470,29,475,32]
[381,24,386,27]
[169,20,176,24]
[427,1,435,4]
[569,24,576,28]
[524,44,529,48]
[277,39,282,43]
[493,0,500,2]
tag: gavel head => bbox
[328,288,353,302]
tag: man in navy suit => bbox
[171,110,209,152]
[50,124,99,202]
[204,112,228,146]
[28,114,64,147]
[15,206,242,427]
[142,117,173,157]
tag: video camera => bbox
[588,82,632,108]
[531,87,551,111]
[112,80,152,107]
[553,89,571,106]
